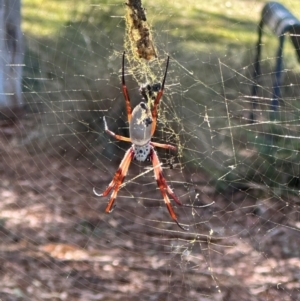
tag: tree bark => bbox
[0,0,23,123]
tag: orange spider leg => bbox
[122,52,132,123]
[103,116,131,143]
[151,56,170,136]
[150,147,188,231]
[150,141,176,151]
[93,148,134,213]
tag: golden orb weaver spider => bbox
[94,52,198,230]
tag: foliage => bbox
[21,0,300,195]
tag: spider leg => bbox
[150,143,213,209]
[150,147,188,231]
[103,116,131,142]
[93,148,134,213]
[122,52,132,123]
[150,141,176,151]
[151,56,170,136]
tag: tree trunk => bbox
[0,0,23,123]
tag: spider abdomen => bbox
[133,143,151,161]
[129,102,152,146]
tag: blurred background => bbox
[1,0,300,300]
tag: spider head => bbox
[129,102,152,146]
[140,83,161,102]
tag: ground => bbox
[0,119,300,301]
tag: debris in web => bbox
[125,0,157,61]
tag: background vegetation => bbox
[22,0,300,194]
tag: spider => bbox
[94,52,191,230]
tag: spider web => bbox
[1,0,300,300]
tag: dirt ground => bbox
[0,118,300,301]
